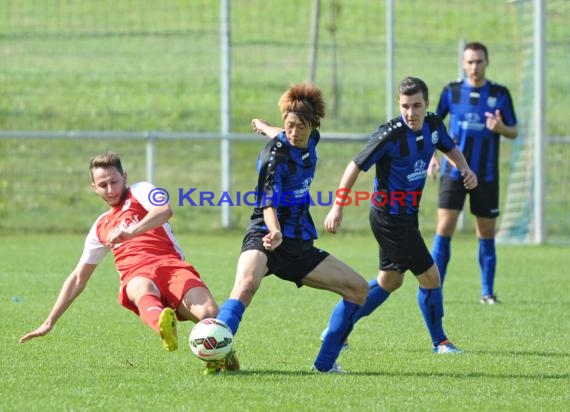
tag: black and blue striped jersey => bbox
[354,113,455,215]
[247,130,319,240]
[436,79,517,182]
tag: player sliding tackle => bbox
[19,152,238,372]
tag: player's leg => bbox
[475,216,498,303]
[124,276,178,351]
[176,286,218,323]
[302,254,368,303]
[432,208,461,286]
[471,180,500,303]
[305,255,367,372]
[412,228,462,353]
[176,279,240,373]
[208,250,266,374]
[125,276,163,332]
[415,264,462,353]
[216,249,267,336]
[432,177,466,286]
[431,209,461,285]
[347,210,408,323]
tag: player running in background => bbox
[319,77,477,368]
[213,83,368,374]
[428,42,518,304]
[19,152,238,370]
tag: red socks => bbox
[137,295,164,333]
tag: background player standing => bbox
[428,42,518,304]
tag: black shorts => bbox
[438,176,499,218]
[241,230,329,287]
[369,210,433,275]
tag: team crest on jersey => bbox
[431,131,439,144]
[414,159,426,171]
[487,96,497,108]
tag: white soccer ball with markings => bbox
[189,318,233,361]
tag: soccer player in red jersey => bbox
[19,152,221,356]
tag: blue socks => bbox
[313,300,360,371]
[417,287,446,346]
[354,279,390,321]
[314,279,390,371]
[216,298,245,335]
[432,234,451,285]
[479,238,496,297]
[433,234,496,297]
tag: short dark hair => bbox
[398,76,429,103]
[464,41,489,61]
[89,151,124,179]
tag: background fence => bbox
[1,0,568,242]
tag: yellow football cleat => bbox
[158,307,178,351]
[203,360,224,375]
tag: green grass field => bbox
[2,233,568,411]
[1,2,569,410]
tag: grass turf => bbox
[2,233,568,411]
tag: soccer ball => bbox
[189,318,233,361]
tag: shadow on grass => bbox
[208,369,570,380]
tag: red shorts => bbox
[119,260,208,318]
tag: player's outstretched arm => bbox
[19,263,97,343]
[324,161,361,234]
[252,118,283,138]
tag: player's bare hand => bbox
[324,206,343,234]
[461,169,478,190]
[252,118,269,135]
[105,228,134,247]
[19,323,53,343]
[485,110,505,133]
[428,155,440,180]
[262,230,282,251]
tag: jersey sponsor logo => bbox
[407,160,427,182]
[289,177,312,199]
[459,112,485,131]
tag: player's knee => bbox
[347,278,368,305]
[202,302,219,319]
[231,282,258,306]
[378,275,403,292]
